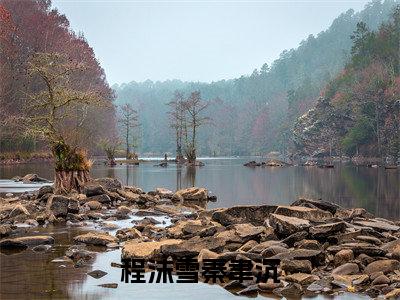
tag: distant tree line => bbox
[113,0,397,157]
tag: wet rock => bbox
[271,249,325,266]
[282,231,308,247]
[46,195,70,217]
[117,205,131,215]
[332,263,359,275]
[230,223,265,242]
[385,288,400,299]
[67,199,79,213]
[238,240,258,252]
[0,235,54,249]
[86,194,111,204]
[0,224,14,237]
[365,260,400,275]
[21,174,50,183]
[372,275,390,285]
[335,208,374,219]
[237,284,259,296]
[85,200,102,210]
[274,205,332,221]
[74,232,118,246]
[285,273,320,285]
[82,183,106,197]
[268,213,310,236]
[334,249,354,267]
[212,205,277,226]
[244,161,261,167]
[258,282,283,291]
[98,283,118,288]
[260,245,288,258]
[116,228,142,241]
[161,236,226,258]
[101,222,119,230]
[291,198,340,214]
[281,259,312,274]
[172,187,208,202]
[37,185,54,198]
[65,245,94,261]
[327,242,386,257]
[294,239,320,250]
[307,277,333,293]
[197,248,219,262]
[88,269,108,279]
[32,244,52,252]
[353,220,400,232]
[137,194,158,206]
[273,282,303,297]
[116,189,140,202]
[122,239,182,259]
[8,204,30,218]
[155,188,173,198]
[355,235,382,245]
[309,221,346,238]
[248,241,285,254]
[93,177,122,192]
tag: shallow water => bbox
[1,157,399,219]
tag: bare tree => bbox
[167,91,186,162]
[118,103,139,159]
[99,136,121,166]
[183,91,210,163]
[25,52,109,193]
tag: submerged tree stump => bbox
[54,170,90,194]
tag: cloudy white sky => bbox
[52,0,370,84]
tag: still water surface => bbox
[1,157,399,219]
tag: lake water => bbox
[0,157,398,299]
[0,157,399,219]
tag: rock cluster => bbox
[1,178,400,299]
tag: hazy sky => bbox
[52,0,370,85]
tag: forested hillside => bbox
[0,0,116,155]
[293,6,400,159]
[114,0,398,156]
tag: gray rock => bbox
[88,269,108,279]
[281,259,312,274]
[268,213,310,237]
[331,262,359,275]
[212,205,277,226]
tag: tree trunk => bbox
[54,170,90,194]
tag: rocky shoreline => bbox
[1,177,400,299]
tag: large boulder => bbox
[161,236,227,258]
[93,178,122,192]
[85,194,111,204]
[82,183,106,197]
[122,239,182,259]
[353,220,400,232]
[212,205,277,226]
[364,260,400,275]
[74,232,118,246]
[20,174,50,183]
[172,187,208,202]
[290,198,340,214]
[0,235,54,249]
[281,259,312,274]
[46,195,70,217]
[309,221,346,238]
[268,213,310,237]
[274,206,332,222]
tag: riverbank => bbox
[1,177,399,299]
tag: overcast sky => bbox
[52,0,370,85]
